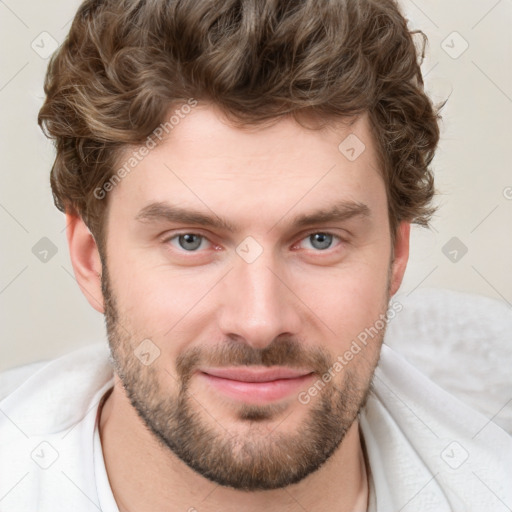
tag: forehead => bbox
[109,104,387,229]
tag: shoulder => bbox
[361,343,512,511]
[0,344,114,512]
[0,343,114,437]
[0,360,49,400]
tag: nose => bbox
[216,248,303,350]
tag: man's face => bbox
[101,105,401,490]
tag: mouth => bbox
[197,366,315,404]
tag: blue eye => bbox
[171,233,207,251]
[300,232,340,251]
[164,231,341,254]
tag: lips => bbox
[197,366,315,404]
[199,366,313,382]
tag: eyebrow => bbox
[135,200,370,233]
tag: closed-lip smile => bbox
[199,366,313,382]
[197,366,315,404]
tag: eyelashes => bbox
[164,231,344,254]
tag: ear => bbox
[66,213,105,313]
[389,221,410,296]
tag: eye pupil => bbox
[174,233,335,252]
[310,233,332,250]
[178,234,202,251]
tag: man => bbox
[0,0,510,511]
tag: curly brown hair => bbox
[38,0,443,250]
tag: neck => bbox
[99,380,368,512]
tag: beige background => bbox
[1,0,511,371]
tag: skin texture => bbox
[66,104,410,512]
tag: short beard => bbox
[101,265,386,491]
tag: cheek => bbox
[296,258,390,352]
[120,272,206,327]
[108,222,219,317]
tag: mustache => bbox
[175,336,332,383]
